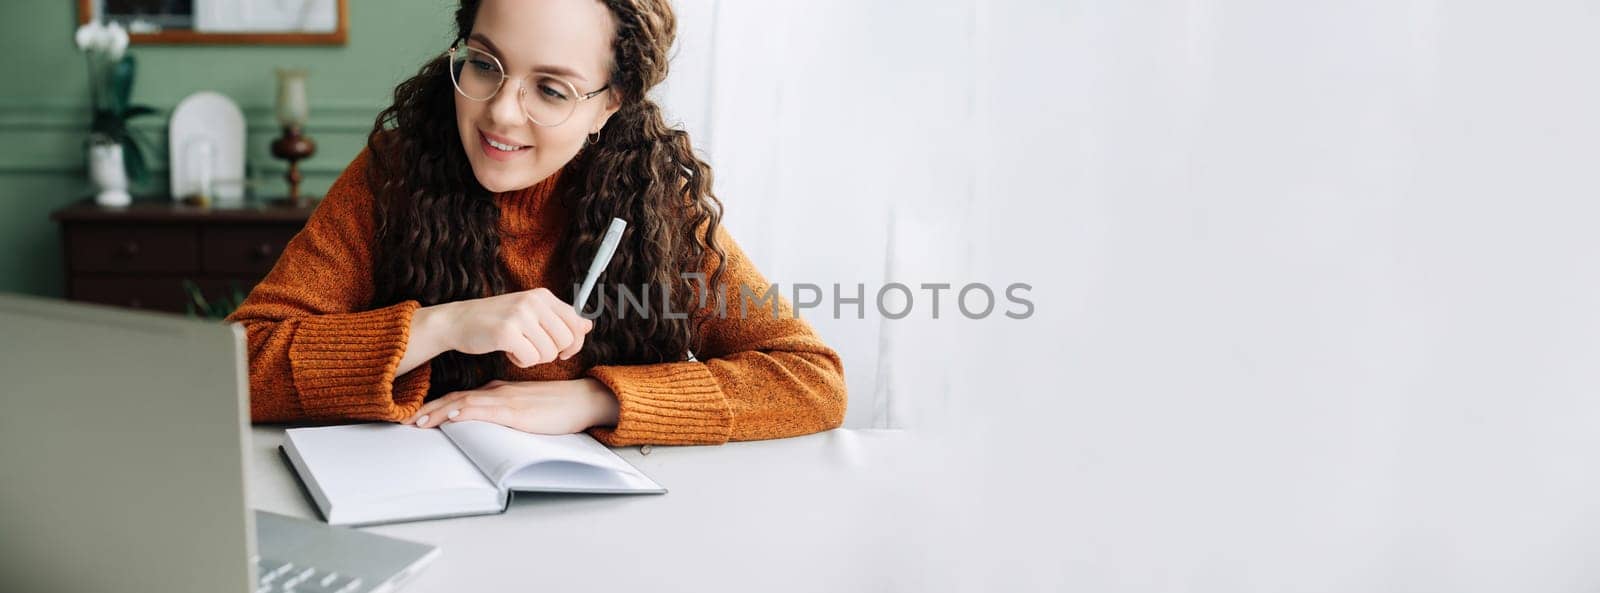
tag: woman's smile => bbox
[478,129,532,161]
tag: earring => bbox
[585,131,601,145]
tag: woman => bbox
[226,0,846,447]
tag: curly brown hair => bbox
[366,0,727,398]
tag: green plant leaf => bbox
[124,105,158,119]
[127,126,154,151]
[215,282,250,319]
[90,109,122,138]
[182,279,211,316]
[110,55,136,116]
[121,135,148,185]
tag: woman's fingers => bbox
[416,393,486,429]
[552,303,591,359]
[405,390,468,426]
[535,310,579,360]
[557,330,585,361]
[449,288,595,369]
[419,404,469,429]
[521,321,559,365]
[502,326,542,368]
[553,299,593,336]
[417,394,503,428]
[403,378,524,426]
[443,403,505,425]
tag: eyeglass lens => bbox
[449,45,584,127]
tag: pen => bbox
[575,217,627,312]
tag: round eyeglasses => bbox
[447,43,610,128]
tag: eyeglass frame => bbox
[445,39,611,127]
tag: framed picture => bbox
[76,0,348,45]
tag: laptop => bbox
[0,293,439,593]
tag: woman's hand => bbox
[398,287,593,377]
[403,378,621,434]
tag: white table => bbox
[247,426,970,592]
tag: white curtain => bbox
[654,0,975,429]
[658,1,1600,590]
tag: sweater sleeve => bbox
[584,222,847,446]
[224,149,431,423]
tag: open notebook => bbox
[281,421,665,526]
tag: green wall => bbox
[0,1,458,297]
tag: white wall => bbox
[661,0,1600,590]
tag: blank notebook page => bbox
[287,424,497,505]
[440,421,654,487]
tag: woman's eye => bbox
[539,84,571,101]
[470,59,498,73]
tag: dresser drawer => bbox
[203,225,301,276]
[68,224,200,274]
[53,198,317,315]
[70,275,259,314]
[70,276,193,312]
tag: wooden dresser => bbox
[51,199,318,314]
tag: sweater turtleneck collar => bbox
[494,166,566,236]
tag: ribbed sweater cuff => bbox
[288,300,431,421]
[585,361,732,446]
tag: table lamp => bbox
[270,68,316,207]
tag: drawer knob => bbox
[119,241,141,257]
[253,242,276,259]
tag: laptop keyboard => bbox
[253,555,364,593]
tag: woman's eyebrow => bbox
[469,32,590,84]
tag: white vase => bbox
[89,142,131,207]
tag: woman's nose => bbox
[487,81,525,126]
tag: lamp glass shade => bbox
[275,68,310,128]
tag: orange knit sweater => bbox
[225,148,847,447]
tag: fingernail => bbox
[416,414,429,427]
[447,409,460,420]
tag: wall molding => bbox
[0,100,378,176]
[0,100,381,133]
[0,162,351,176]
